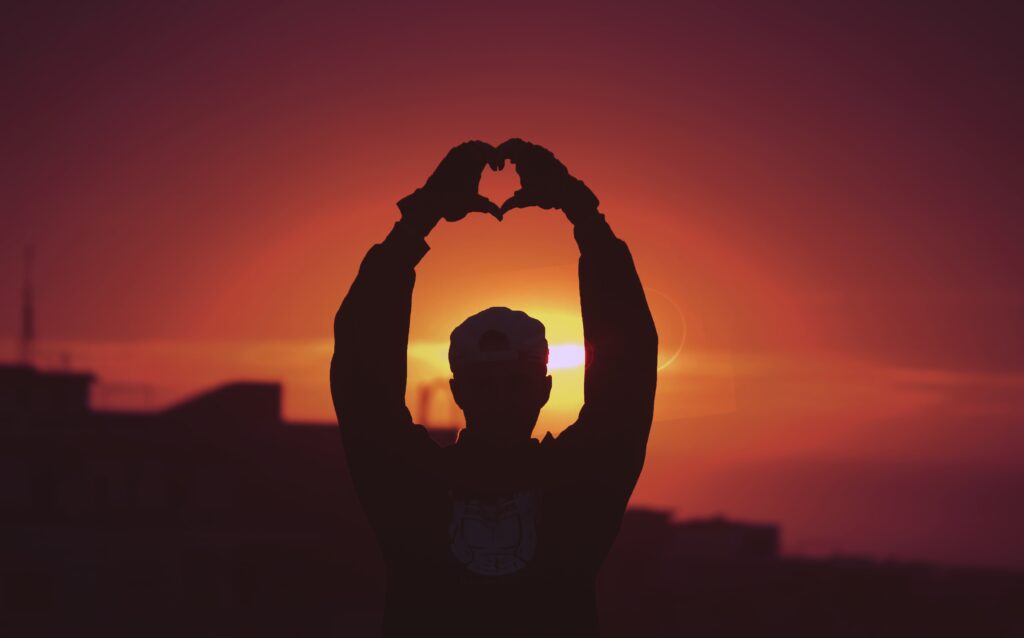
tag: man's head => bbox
[448,307,552,443]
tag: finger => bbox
[474,144,506,175]
[450,140,497,168]
[458,139,491,152]
[431,142,499,188]
[498,137,554,159]
[496,138,531,163]
[487,148,503,171]
[467,194,502,220]
[465,139,497,159]
[500,189,535,214]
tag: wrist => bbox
[571,210,615,250]
[564,207,600,226]
[397,189,441,237]
[568,208,604,230]
[562,178,600,224]
[383,219,432,268]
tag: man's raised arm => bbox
[330,217,430,438]
[330,141,504,441]
[571,210,658,448]
[496,138,658,473]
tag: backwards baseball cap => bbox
[448,306,549,374]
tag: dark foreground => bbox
[2,369,1021,636]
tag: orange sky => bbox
[3,1,1023,568]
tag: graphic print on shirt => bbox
[449,491,538,576]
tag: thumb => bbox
[500,189,535,214]
[466,194,502,221]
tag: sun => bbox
[548,343,586,370]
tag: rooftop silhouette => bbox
[1,363,1020,636]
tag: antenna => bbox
[418,383,432,425]
[20,246,35,365]
[416,378,461,427]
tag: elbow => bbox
[329,353,347,404]
[330,353,360,425]
[621,321,657,373]
[333,302,347,342]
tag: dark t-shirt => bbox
[342,421,643,636]
[332,213,658,636]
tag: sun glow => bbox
[548,343,586,370]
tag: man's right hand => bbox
[496,138,599,224]
[398,141,504,236]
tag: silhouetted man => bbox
[331,139,658,636]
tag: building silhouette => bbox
[1,364,1020,637]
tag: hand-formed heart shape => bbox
[477,162,522,218]
[406,139,596,227]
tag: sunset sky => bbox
[3,1,1022,568]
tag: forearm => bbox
[574,210,658,354]
[574,209,659,433]
[330,217,431,430]
[330,139,497,430]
